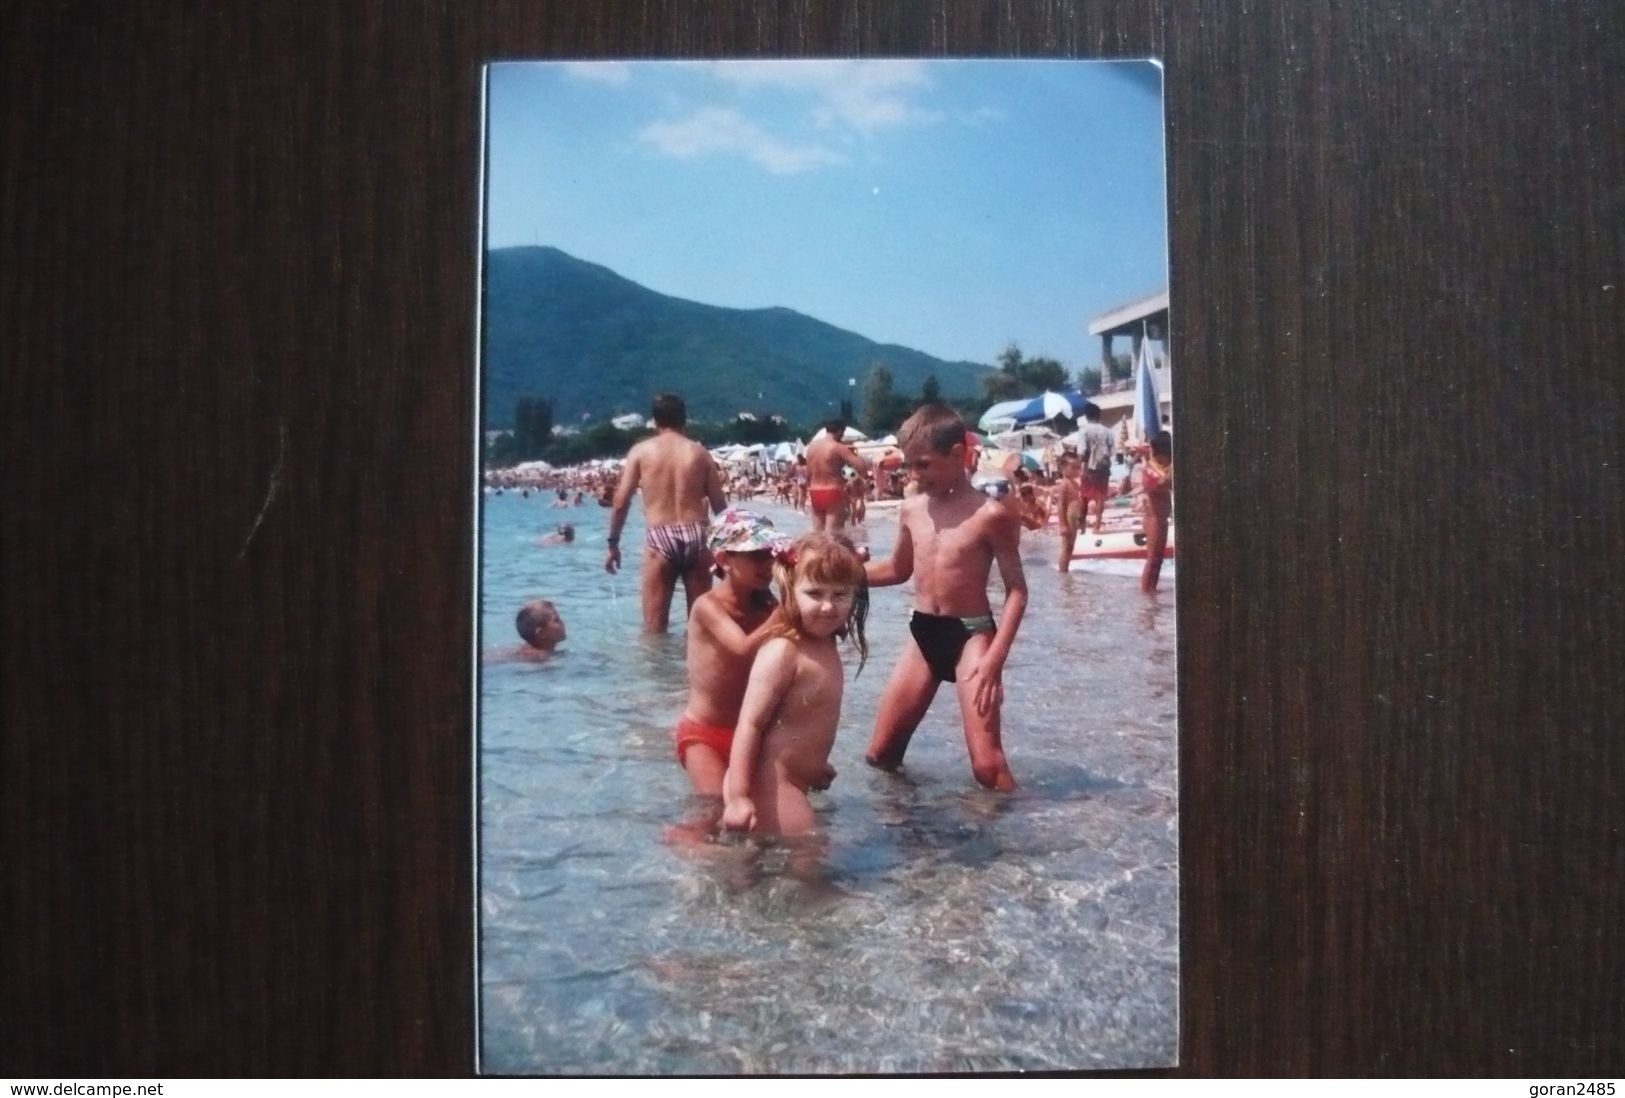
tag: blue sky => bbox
[485,60,1167,371]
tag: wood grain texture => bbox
[3,0,1621,1078]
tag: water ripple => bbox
[478,494,1178,1074]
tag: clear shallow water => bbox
[478,491,1178,1074]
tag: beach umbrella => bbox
[1133,342,1162,441]
[1007,390,1090,427]
[977,398,1030,432]
[811,426,869,443]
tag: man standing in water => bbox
[605,393,728,633]
[804,417,869,533]
[1076,401,1116,533]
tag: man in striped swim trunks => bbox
[605,393,729,633]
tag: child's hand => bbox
[721,797,757,832]
[964,656,1005,715]
[810,763,837,791]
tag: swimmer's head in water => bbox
[557,523,575,541]
[516,599,566,650]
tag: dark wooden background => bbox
[4,0,1621,1078]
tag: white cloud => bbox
[562,62,631,85]
[639,107,844,175]
[707,59,940,134]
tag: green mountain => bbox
[482,246,991,429]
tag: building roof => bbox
[1088,290,1170,337]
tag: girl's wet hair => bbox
[767,531,869,673]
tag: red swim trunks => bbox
[808,485,844,513]
[674,714,734,765]
[1080,469,1111,501]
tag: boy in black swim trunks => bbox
[863,404,1028,790]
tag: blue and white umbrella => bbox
[977,398,1032,432]
[1133,343,1162,441]
[1007,390,1092,428]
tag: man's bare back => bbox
[805,436,862,489]
[805,430,867,531]
[605,414,728,633]
[623,432,723,526]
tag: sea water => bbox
[478,491,1178,1074]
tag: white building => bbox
[1087,290,1171,433]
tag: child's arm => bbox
[965,507,1029,714]
[722,638,797,831]
[692,597,777,660]
[863,506,915,587]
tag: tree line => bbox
[856,343,1132,437]
[486,342,1133,467]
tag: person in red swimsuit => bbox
[804,418,868,533]
[1138,431,1173,592]
[673,509,790,799]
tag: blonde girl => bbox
[721,533,868,836]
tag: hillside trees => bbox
[513,396,554,458]
[486,394,555,464]
[860,362,915,435]
[979,344,1075,404]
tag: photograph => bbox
[474,58,1175,1074]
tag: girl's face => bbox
[791,577,857,639]
[718,549,775,591]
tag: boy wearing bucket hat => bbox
[673,509,793,799]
